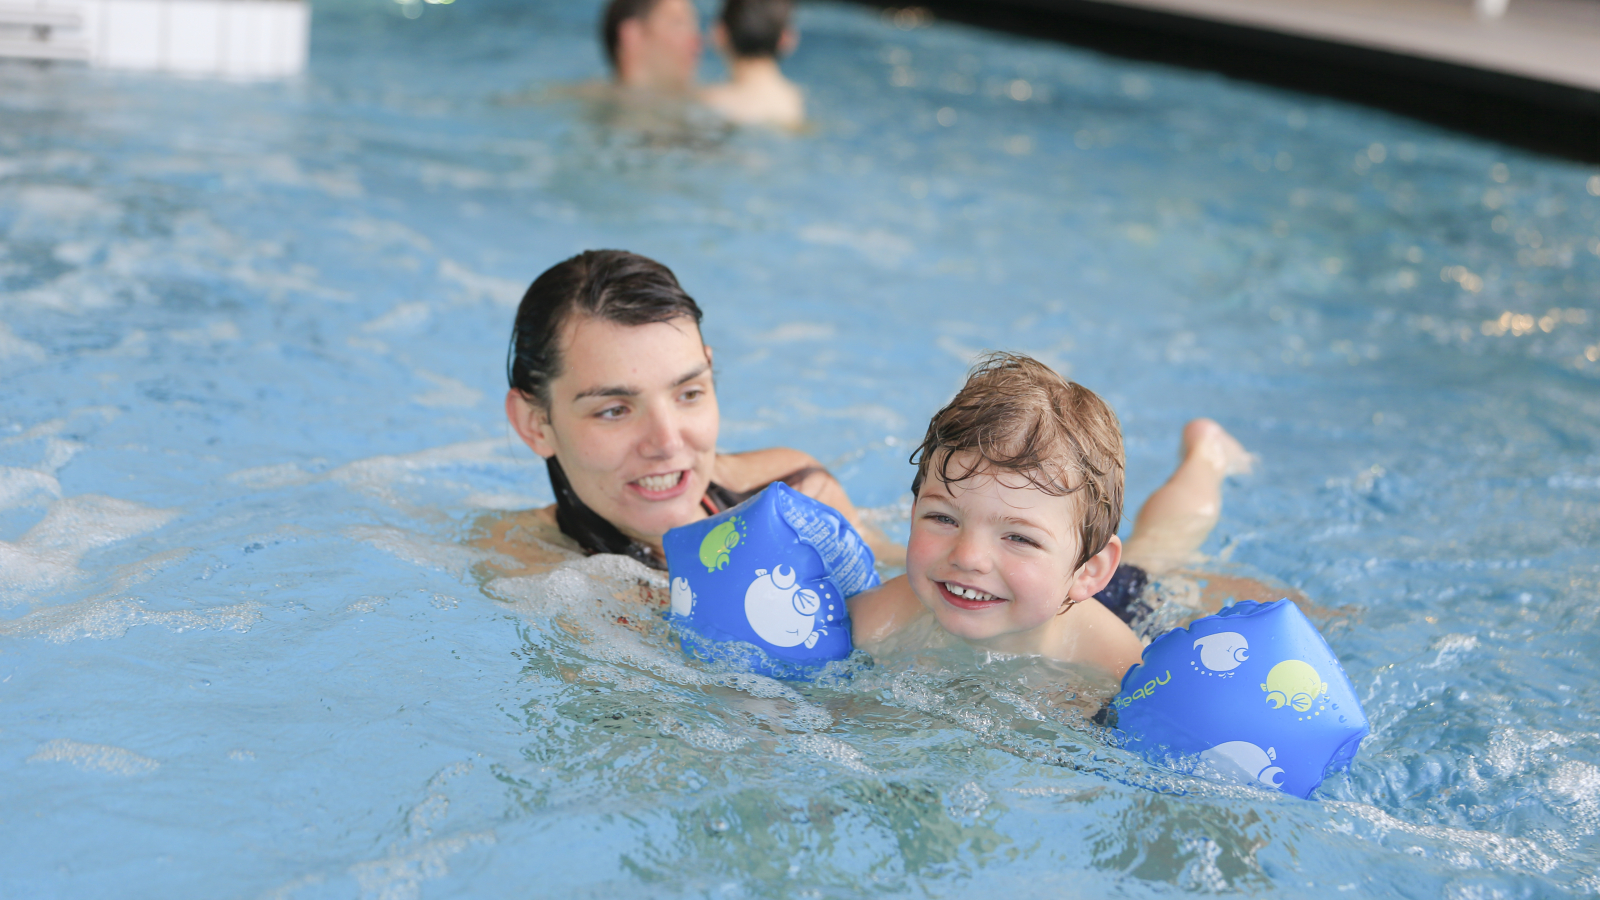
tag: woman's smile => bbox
[629,470,690,498]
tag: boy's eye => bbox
[596,405,628,420]
[924,513,956,526]
[1004,533,1041,548]
[680,386,705,402]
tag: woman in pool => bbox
[480,249,1264,624]
[479,248,896,577]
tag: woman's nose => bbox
[637,403,685,458]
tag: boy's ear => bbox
[1066,535,1123,604]
[505,389,557,459]
[779,26,799,57]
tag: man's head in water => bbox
[713,0,796,62]
[602,0,703,93]
[904,353,1126,651]
[506,250,718,550]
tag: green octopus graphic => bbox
[699,518,742,572]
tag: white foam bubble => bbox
[1328,801,1559,874]
[225,462,315,490]
[346,525,516,580]
[27,738,158,775]
[0,322,47,363]
[798,224,915,268]
[437,258,522,307]
[19,494,176,558]
[337,216,435,252]
[0,597,262,642]
[348,832,495,900]
[0,495,178,606]
[411,370,482,409]
[0,467,61,511]
[1482,727,1574,778]
[13,185,119,231]
[787,733,875,775]
[327,438,515,505]
[944,781,990,821]
[1549,761,1600,833]
[752,322,838,343]
[491,553,835,723]
[656,718,752,753]
[1424,633,1480,669]
[347,596,389,614]
[363,302,432,334]
[1176,834,1228,892]
[462,491,548,510]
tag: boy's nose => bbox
[947,531,990,573]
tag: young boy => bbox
[848,354,1147,680]
[699,0,805,128]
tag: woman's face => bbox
[509,315,719,549]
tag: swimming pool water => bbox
[3,0,1599,895]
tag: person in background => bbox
[700,0,805,129]
[603,0,703,95]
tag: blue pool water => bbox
[3,0,1599,895]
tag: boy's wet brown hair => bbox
[910,352,1125,569]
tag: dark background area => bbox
[851,0,1600,162]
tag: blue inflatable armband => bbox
[662,482,880,679]
[1112,599,1369,799]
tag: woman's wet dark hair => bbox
[507,249,703,408]
[506,249,705,568]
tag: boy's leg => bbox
[1120,419,1255,574]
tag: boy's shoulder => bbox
[1047,598,1144,677]
[847,574,926,650]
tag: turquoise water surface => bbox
[3,1,1599,896]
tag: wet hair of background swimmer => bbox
[719,0,792,59]
[602,0,664,70]
[506,249,712,568]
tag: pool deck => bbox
[911,0,1600,159]
[1043,0,1600,94]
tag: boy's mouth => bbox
[629,470,689,499]
[937,580,1007,610]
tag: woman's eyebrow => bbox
[571,364,710,402]
[672,363,710,386]
[572,383,637,401]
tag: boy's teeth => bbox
[636,472,683,492]
[946,583,995,601]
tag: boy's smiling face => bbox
[906,454,1113,653]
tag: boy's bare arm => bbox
[847,574,925,650]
